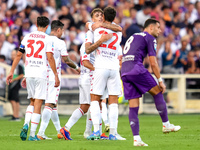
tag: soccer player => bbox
[85,7,123,140]
[36,20,80,140]
[60,8,117,140]
[6,16,60,141]
[121,18,181,146]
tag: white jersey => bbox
[80,30,95,85]
[92,27,122,70]
[47,36,68,81]
[21,31,54,79]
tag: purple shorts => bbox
[121,71,157,100]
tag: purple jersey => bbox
[121,32,157,76]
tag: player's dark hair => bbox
[144,18,160,29]
[104,7,116,22]
[90,8,103,18]
[51,20,64,31]
[0,55,6,60]
[37,16,49,28]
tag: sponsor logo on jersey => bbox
[97,49,101,55]
[153,39,157,51]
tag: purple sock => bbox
[153,92,168,122]
[129,107,139,136]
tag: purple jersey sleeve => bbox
[146,35,156,57]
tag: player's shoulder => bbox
[86,30,93,34]
[143,32,154,40]
[52,36,65,44]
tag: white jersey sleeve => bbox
[46,36,54,54]
[85,30,93,44]
[60,41,68,56]
[48,36,67,81]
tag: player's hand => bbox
[92,22,102,31]
[21,78,26,88]
[159,82,166,94]
[54,75,60,87]
[6,72,13,85]
[100,32,113,42]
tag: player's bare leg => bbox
[149,85,181,133]
[129,98,148,146]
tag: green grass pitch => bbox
[0,114,199,150]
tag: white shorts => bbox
[79,74,91,104]
[46,81,60,104]
[101,88,108,100]
[79,84,91,104]
[26,77,47,100]
[91,68,121,96]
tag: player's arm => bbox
[47,52,60,87]
[85,32,113,54]
[6,51,23,85]
[83,60,95,71]
[149,56,166,93]
[86,22,122,32]
[62,56,80,73]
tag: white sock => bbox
[85,108,92,133]
[51,107,61,133]
[163,121,170,127]
[65,108,84,131]
[102,102,109,125]
[109,103,118,135]
[30,113,41,137]
[38,106,52,135]
[24,105,34,126]
[90,101,100,132]
[99,110,102,135]
[134,135,141,142]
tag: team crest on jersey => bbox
[52,42,54,47]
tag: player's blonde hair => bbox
[90,8,103,18]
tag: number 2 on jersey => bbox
[26,40,44,58]
[99,30,118,50]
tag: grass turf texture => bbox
[0,114,199,150]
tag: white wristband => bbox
[75,65,79,70]
[158,77,163,82]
